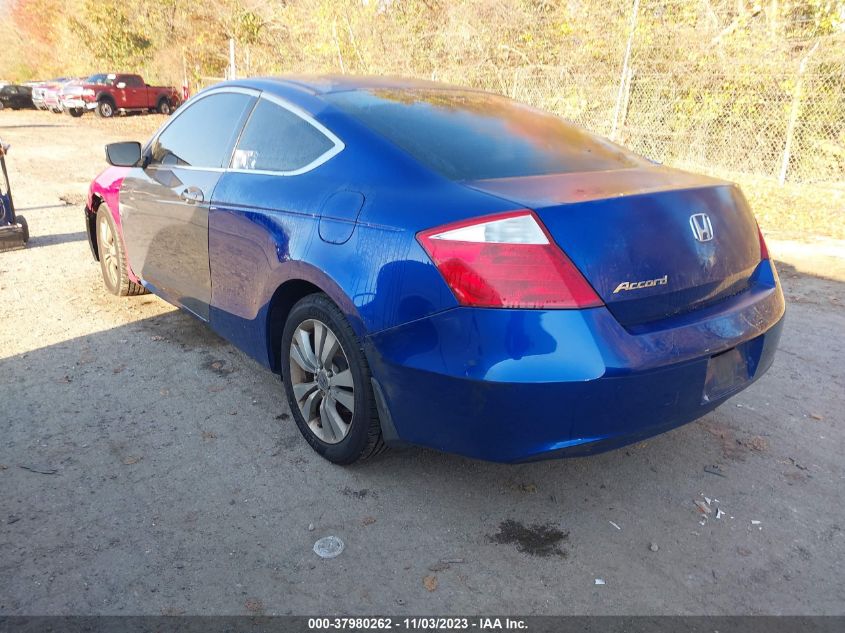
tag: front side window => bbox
[231,98,337,173]
[85,74,114,86]
[121,76,143,87]
[151,92,256,168]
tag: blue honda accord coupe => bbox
[84,76,784,464]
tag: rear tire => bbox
[95,204,146,296]
[281,293,386,464]
[96,99,115,118]
[156,98,172,115]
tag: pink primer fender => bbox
[88,166,142,284]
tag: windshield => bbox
[326,89,647,181]
[85,74,114,86]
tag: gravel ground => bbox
[1,109,844,615]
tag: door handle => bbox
[180,187,204,204]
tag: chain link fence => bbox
[206,0,845,192]
[437,59,845,189]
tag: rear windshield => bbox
[325,89,646,180]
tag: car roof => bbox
[237,75,483,96]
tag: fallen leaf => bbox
[744,436,768,452]
[160,388,170,396]
[694,500,712,514]
[202,431,217,441]
[423,575,438,592]
[150,335,165,341]
[244,598,264,613]
[112,365,125,374]
[362,516,376,526]
[207,385,225,393]
[509,482,537,493]
[428,562,450,572]
[122,456,141,465]
[809,413,824,421]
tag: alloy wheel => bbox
[288,319,355,444]
[98,214,119,288]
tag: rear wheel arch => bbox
[267,279,324,373]
[266,277,365,373]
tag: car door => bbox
[125,75,147,109]
[121,88,258,320]
[116,75,138,109]
[208,94,348,357]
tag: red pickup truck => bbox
[61,73,181,118]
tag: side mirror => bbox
[116,82,126,89]
[105,142,142,167]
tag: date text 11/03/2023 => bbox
[307,617,528,630]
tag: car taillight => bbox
[417,210,603,309]
[758,225,769,260]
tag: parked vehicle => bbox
[0,141,29,252]
[63,73,180,117]
[31,83,49,110]
[42,78,76,113]
[0,84,34,110]
[84,77,785,464]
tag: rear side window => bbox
[151,92,256,168]
[326,89,647,180]
[231,98,337,173]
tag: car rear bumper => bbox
[366,260,785,463]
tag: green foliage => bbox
[70,0,152,68]
[2,0,842,185]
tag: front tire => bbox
[95,204,146,296]
[282,294,385,464]
[67,108,83,117]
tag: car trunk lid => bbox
[465,166,763,326]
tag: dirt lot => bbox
[1,109,844,615]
